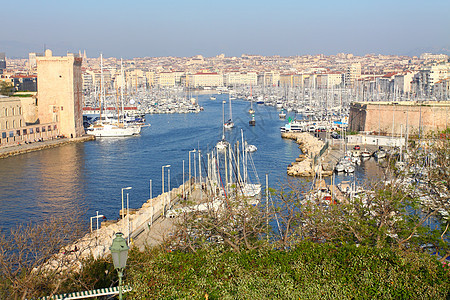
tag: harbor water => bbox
[0,94,383,234]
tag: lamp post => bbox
[121,186,132,234]
[168,167,171,207]
[188,150,196,196]
[110,233,129,300]
[126,193,130,244]
[90,211,105,258]
[162,164,170,216]
[121,187,132,221]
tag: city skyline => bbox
[1,0,449,59]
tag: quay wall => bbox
[349,101,450,136]
[0,135,95,159]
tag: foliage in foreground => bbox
[126,243,450,299]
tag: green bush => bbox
[126,243,450,299]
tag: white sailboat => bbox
[224,94,234,129]
[86,56,142,137]
[216,100,229,151]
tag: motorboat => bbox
[374,149,387,159]
[224,119,235,129]
[245,144,257,153]
[216,139,229,151]
[279,109,286,119]
[361,149,372,158]
[335,163,345,172]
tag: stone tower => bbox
[36,49,84,138]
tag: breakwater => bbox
[282,132,335,177]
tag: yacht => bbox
[86,123,141,137]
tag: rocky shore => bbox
[282,132,334,177]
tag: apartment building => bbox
[345,63,361,87]
[187,72,223,88]
[224,71,257,86]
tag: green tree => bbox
[0,81,14,96]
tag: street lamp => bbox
[121,187,132,221]
[90,211,105,257]
[162,164,170,215]
[110,232,129,300]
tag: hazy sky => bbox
[1,0,449,58]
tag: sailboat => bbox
[216,100,229,151]
[86,56,141,137]
[224,94,234,129]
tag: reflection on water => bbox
[0,95,383,234]
[0,144,87,233]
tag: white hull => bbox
[87,124,141,137]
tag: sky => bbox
[1,0,449,59]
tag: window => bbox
[54,125,57,130]
[29,128,33,134]
[2,132,6,139]
[48,125,52,131]
[16,130,20,136]
[4,108,7,117]
[9,131,14,137]
[12,108,14,115]
[36,127,40,133]
[23,129,27,135]
[42,126,46,132]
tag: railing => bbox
[314,141,329,165]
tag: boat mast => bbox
[222,100,225,140]
[229,93,232,121]
[121,58,125,125]
[100,53,104,124]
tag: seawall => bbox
[0,135,95,159]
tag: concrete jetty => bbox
[282,132,334,177]
[0,135,95,159]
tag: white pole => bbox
[127,193,130,244]
[182,160,185,199]
[150,179,152,200]
[266,173,269,242]
[162,166,165,215]
[168,168,171,207]
[194,152,197,187]
[198,150,202,201]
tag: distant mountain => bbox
[405,46,450,57]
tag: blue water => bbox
[0,95,302,233]
[0,94,384,234]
